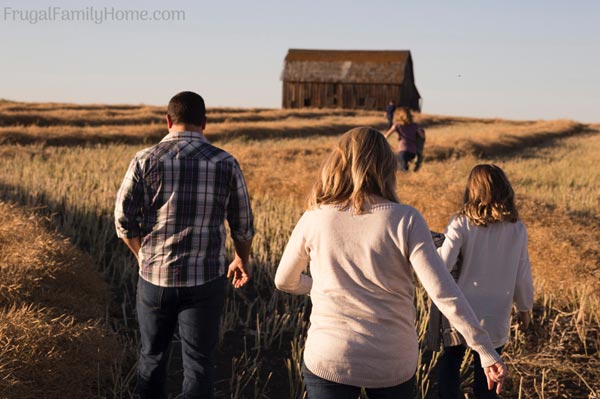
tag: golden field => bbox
[0,101,598,398]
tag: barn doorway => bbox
[327,83,338,107]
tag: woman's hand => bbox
[484,362,507,395]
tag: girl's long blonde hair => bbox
[395,107,413,125]
[308,127,399,213]
[460,164,519,226]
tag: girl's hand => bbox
[484,362,507,395]
[518,311,531,330]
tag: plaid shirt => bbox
[115,131,254,287]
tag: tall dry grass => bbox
[0,102,598,397]
[0,201,124,399]
[503,131,600,216]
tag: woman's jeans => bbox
[302,362,416,399]
[438,345,504,399]
[134,276,226,399]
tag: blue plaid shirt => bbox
[115,131,254,287]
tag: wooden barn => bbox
[281,49,421,111]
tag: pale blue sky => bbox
[1,0,599,122]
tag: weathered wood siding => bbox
[283,82,409,110]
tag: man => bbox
[385,100,396,129]
[115,91,254,398]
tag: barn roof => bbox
[282,49,412,84]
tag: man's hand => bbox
[227,256,251,288]
[484,361,507,395]
[227,239,252,288]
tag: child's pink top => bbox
[394,123,420,153]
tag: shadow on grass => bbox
[425,124,592,163]
[0,122,383,147]
[0,108,361,128]
[0,108,546,148]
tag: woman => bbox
[275,127,505,399]
[384,107,425,171]
[437,164,533,399]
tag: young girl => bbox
[384,107,425,171]
[275,128,506,399]
[437,164,534,399]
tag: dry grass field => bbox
[0,101,598,398]
[0,201,123,398]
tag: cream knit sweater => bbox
[438,215,534,347]
[275,202,502,388]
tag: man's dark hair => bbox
[167,91,206,126]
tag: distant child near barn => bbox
[437,164,534,399]
[385,100,396,129]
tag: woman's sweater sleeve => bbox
[406,211,502,367]
[275,213,313,295]
[514,225,534,312]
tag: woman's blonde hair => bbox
[460,164,519,226]
[395,107,413,125]
[308,127,399,213]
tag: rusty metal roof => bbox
[281,49,412,84]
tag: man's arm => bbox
[227,239,253,288]
[226,160,255,288]
[121,236,141,262]
[115,157,144,261]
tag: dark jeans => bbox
[302,362,416,399]
[438,345,504,399]
[134,276,226,399]
[414,151,424,172]
[414,136,425,172]
[398,151,416,171]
